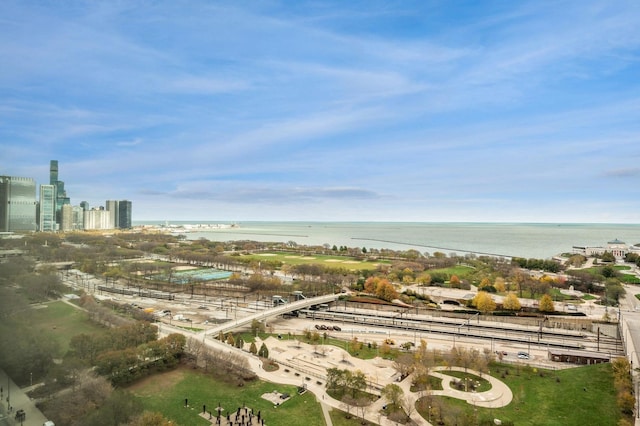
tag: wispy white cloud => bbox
[1,0,639,222]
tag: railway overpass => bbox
[197,293,340,339]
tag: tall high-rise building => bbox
[0,176,37,232]
[72,206,84,230]
[50,160,70,227]
[39,184,56,231]
[49,160,58,186]
[80,201,89,211]
[105,200,119,229]
[60,204,74,232]
[118,200,132,229]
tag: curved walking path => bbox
[192,332,514,426]
[429,367,513,408]
[155,313,517,426]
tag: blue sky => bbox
[1,1,639,223]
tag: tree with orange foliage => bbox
[449,275,461,288]
[376,279,398,302]
[364,276,379,294]
[478,277,492,289]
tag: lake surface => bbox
[134,221,640,259]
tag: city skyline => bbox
[1,1,639,223]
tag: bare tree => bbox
[403,394,416,422]
[341,394,356,419]
[185,336,205,365]
[393,353,414,379]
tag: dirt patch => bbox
[127,366,187,395]
[262,358,279,372]
[261,390,290,405]
[173,265,198,271]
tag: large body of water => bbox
[134,221,640,260]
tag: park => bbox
[0,231,638,425]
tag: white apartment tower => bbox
[39,184,56,231]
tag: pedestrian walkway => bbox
[215,335,514,426]
[0,368,49,426]
[428,367,513,408]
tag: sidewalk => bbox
[233,336,513,426]
[0,368,49,426]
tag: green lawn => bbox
[239,251,390,271]
[329,408,376,426]
[576,265,640,283]
[549,288,578,302]
[129,368,325,426]
[438,370,492,392]
[417,363,625,426]
[619,274,640,284]
[24,300,108,356]
[430,265,476,278]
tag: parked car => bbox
[517,351,530,359]
[332,325,341,331]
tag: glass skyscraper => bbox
[0,176,37,232]
[118,200,132,229]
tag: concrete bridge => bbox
[197,293,340,339]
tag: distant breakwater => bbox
[352,237,514,258]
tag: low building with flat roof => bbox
[548,348,611,365]
[572,239,640,260]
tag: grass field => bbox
[577,265,640,284]
[429,265,476,278]
[329,409,376,426]
[418,362,624,426]
[128,367,326,426]
[438,370,492,392]
[24,300,108,356]
[126,362,624,426]
[239,251,390,271]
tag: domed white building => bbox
[573,239,640,260]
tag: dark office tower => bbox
[118,200,132,229]
[49,160,58,185]
[80,201,89,210]
[0,176,37,232]
[49,160,70,226]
